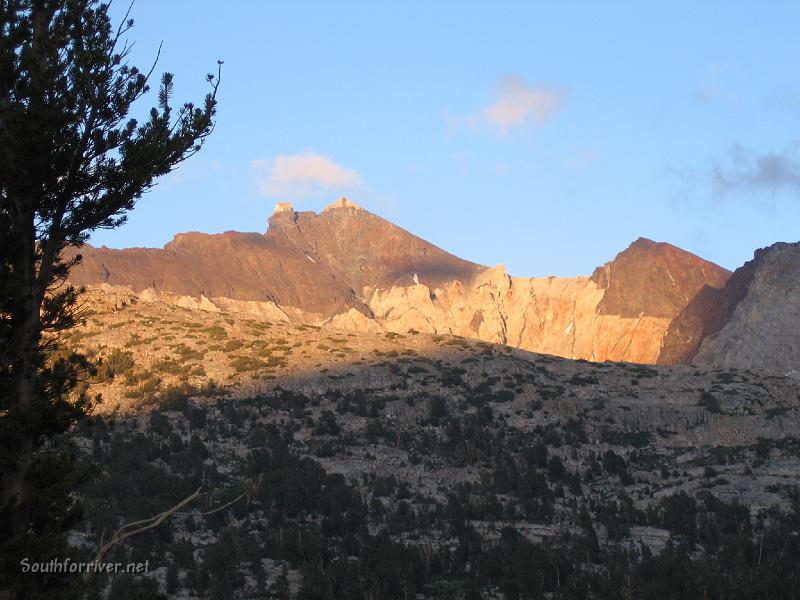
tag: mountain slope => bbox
[59,285,800,597]
[67,198,483,317]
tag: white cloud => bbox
[251,152,363,197]
[458,76,566,135]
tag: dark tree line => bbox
[64,398,800,600]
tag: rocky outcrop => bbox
[84,283,293,322]
[69,199,735,365]
[687,243,800,373]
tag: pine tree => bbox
[0,0,219,592]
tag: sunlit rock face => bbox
[68,200,739,365]
[361,238,729,364]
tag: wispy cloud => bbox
[450,75,566,136]
[251,152,363,197]
[493,161,510,176]
[768,90,800,114]
[712,142,800,196]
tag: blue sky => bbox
[93,1,800,277]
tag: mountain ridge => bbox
[66,198,751,366]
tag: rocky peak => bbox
[591,237,731,319]
[273,201,294,214]
[274,199,484,292]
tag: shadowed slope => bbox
[659,241,800,371]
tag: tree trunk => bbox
[2,219,42,537]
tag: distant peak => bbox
[592,236,731,320]
[323,197,363,212]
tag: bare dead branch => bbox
[92,486,202,564]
